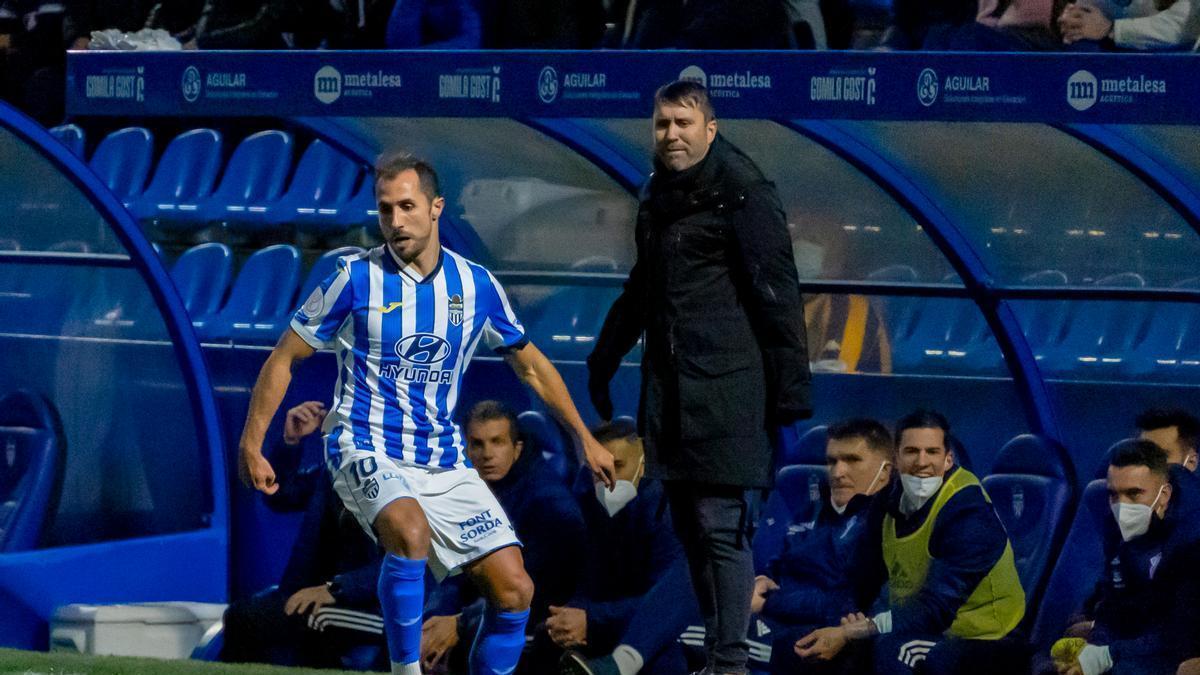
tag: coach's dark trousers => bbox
[665,481,755,674]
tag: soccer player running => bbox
[238,154,616,675]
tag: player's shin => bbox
[468,605,530,675]
[378,554,427,675]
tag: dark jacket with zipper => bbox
[588,134,811,488]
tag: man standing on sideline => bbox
[239,153,615,675]
[588,80,811,675]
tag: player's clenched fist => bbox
[239,447,278,495]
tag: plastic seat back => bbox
[200,244,301,342]
[752,465,825,570]
[170,243,234,320]
[297,247,366,302]
[0,390,63,552]
[133,129,223,220]
[866,265,922,344]
[206,130,293,226]
[517,411,575,486]
[273,140,361,228]
[980,434,1073,613]
[1031,480,1111,651]
[48,124,85,157]
[89,127,154,201]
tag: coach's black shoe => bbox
[559,651,620,675]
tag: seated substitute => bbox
[1136,408,1200,473]
[420,400,587,674]
[1050,440,1200,675]
[223,401,387,668]
[542,419,685,674]
[563,417,894,675]
[796,410,1027,675]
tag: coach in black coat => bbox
[587,80,810,674]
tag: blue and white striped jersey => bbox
[290,245,526,470]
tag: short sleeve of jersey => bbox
[480,271,527,353]
[290,258,355,350]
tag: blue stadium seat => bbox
[129,129,223,227]
[522,257,633,362]
[88,127,154,207]
[517,410,576,486]
[48,124,85,158]
[171,243,234,331]
[198,244,301,344]
[336,178,380,232]
[199,130,295,233]
[265,139,362,236]
[751,465,824,570]
[297,246,365,304]
[891,274,999,374]
[775,423,827,470]
[1091,437,1132,481]
[1038,272,1148,373]
[1019,270,1071,349]
[0,390,63,552]
[1127,276,1200,379]
[866,265,922,350]
[980,434,1073,614]
[1030,479,1110,652]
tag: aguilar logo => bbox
[182,66,201,102]
[538,66,559,103]
[917,68,938,107]
[448,294,464,327]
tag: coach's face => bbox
[466,418,523,483]
[377,169,445,264]
[653,100,716,173]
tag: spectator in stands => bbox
[562,417,894,675]
[1136,408,1200,472]
[795,410,1027,674]
[179,0,286,49]
[1058,0,1200,50]
[1050,440,1200,675]
[385,0,482,49]
[618,0,795,48]
[419,400,587,674]
[222,401,387,669]
[289,0,396,49]
[480,0,605,48]
[525,418,685,674]
[933,0,1059,50]
[879,0,977,48]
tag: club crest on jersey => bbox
[361,477,380,500]
[448,294,464,327]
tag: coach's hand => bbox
[547,606,588,648]
[587,370,614,422]
[795,626,848,662]
[582,433,616,490]
[421,614,461,670]
[285,584,335,616]
[239,448,279,495]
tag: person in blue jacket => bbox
[562,417,894,675]
[1052,439,1200,675]
[419,400,587,674]
[796,410,1027,675]
[526,418,686,673]
[222,401,387,668]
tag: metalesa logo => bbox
[314,65,342,104]
[1067,70,1098,111]
[395,333,452,364]
[538,66,559,103]
[181,66,201,102]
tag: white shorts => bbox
[330,450,521,580]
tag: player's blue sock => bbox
[377,554,426,675]
[468,606,530,675]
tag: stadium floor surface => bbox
[0,648,358,675]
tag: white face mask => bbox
[899,474,944,515]
[831,460,890,515]
[596,480,638,516]
[1111,484,1166,542]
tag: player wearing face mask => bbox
[795,410,1027,675]
[1051,439,1200,675]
